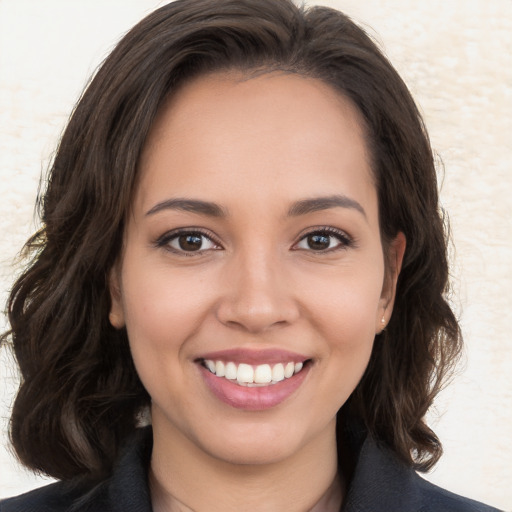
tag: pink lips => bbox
[199,348,308,365]
[197,349,310,411]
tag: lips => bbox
[196,349,311,410]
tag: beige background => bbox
[0,1,511,510]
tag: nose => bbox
[215,249,300,334]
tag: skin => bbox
[110,71,405,511]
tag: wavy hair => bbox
[1,0,461,480]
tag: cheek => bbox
[121,260,212,336]
[119,262,215,388]
[299,264,383,405]
[303,264,384,345]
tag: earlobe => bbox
[377,232,406,332]
[108,266,125,329]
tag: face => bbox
[110,72,404,466]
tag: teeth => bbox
[237,363,254,384]
[225,362,237,380]
[203,359,305,386]
[254,364,272,384]
[215,360,225,377]
[272,363,285,382]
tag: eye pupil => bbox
[179,234,203,251]
[308,234,330,250]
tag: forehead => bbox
[145,70,369,154]
[137,71,376,218]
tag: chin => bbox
[208,440,299,467]
[198,422,306,467]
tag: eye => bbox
[294,228,353,252]
[157,229,221,254]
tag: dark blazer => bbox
[0,427,503,512]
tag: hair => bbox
[1,0,461,481]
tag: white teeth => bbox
[203,359,306,386]
[215,360,225,377]
[237,363,254,383]
[254,364,272,384]
[225,362,237,380]
[271,363,285,382]
[284,362,295,378]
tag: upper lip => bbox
[196,348,310,365]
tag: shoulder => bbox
[1,427,153,512]
[414,475,503,512]
[0,479,108,512]
[344,433,503,512]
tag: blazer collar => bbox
[104,426,421,512]
[107,427,153,512]
[343,435,422,512]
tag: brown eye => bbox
[162,231,219,253]
[178,234,203,251]
[307,233,331,251]
[294,228,353,252]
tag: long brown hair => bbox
[1,0,461,481]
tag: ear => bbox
[376,231,406,333]
[108,264,125,329]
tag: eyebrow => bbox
[287,195,367,218]
[145,198,227,217]
[145,194,366,219]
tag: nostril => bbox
[216,301,299,334]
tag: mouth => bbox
[200,359,307,387]
[196,350,312,411]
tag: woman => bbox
[0,0,502,510]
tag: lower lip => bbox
[199,364,310,411]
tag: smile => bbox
[202,360,305,387]
[197,350,311,410]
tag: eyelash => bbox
[154,226,355,255]
[293,226,355,253]
[155,228,222,256]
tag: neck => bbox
[149,415,344,512]
[150,472,342,512]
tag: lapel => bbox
[107,427,153,512]
[100,425,424,512]
[103,426,423,512]
[342,435,421,512]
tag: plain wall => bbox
[0,1,511,510]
